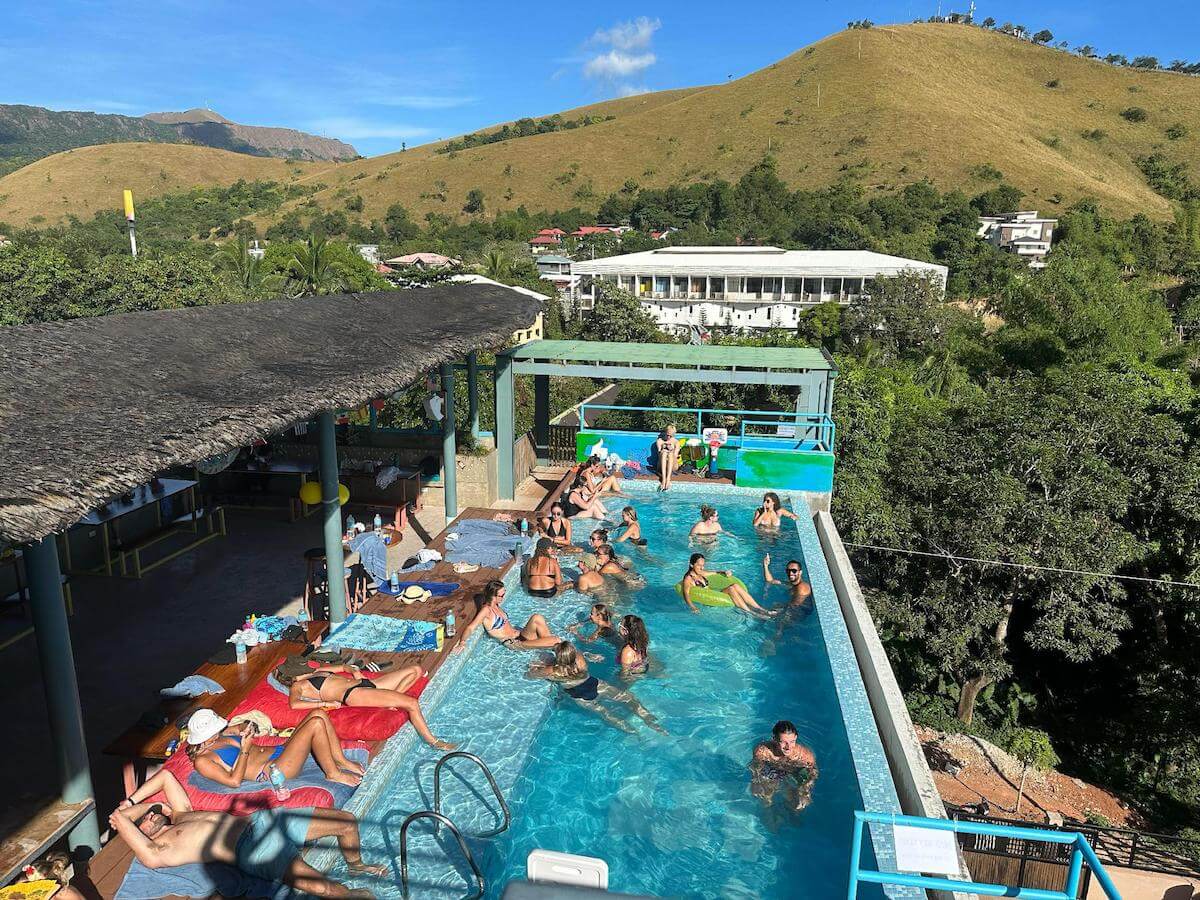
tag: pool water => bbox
[330,485,881,899]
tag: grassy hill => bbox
[4,24,1198,229]
[0,144,332,226]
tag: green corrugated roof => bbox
[502,340,833,371]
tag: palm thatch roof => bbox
[0,285,541,544]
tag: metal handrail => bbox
[578,402,834,443]
[399,810,484,900]
[433,751,512,839]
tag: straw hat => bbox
[401,584,432,604]
[186,709,228,744]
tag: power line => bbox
[842,541,1200,590]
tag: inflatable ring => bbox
[675,572,746,608]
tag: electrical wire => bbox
[841,541,1200,590]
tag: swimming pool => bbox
[316,482,904,898]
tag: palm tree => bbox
[286,235,347,297]
[216,236,282,299]
[481,248,512,281]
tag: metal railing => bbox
[578,403,835,451]
[399,811,484,900]
[433,751,511,839]
[848,811,1121,900]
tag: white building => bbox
[571,246,948,333]
[977,211,1056,269]
[534,254,579,296]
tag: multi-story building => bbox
[977,211,1056,269]
[571,245,947,333]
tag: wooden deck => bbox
[74,504,537,900]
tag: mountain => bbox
[0,104,357,177]
[3,24,1198,228]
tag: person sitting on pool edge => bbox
[538,502,578,550]
[109,769,383,898]
[584,455,624,496]
[277,660,455,751]
[523,538,569,598]
[752,491,799,530]
[750,720,818,812]
[651,425,680,491]
[186,707,364,790]
[689,504,722,538]
[459,579,563,651]
[561,474,608,521]
[680,552,776,618]
[527,641,666,735]
[613,506,646,547]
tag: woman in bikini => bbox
[617,614,651,677]
[562,475,608,521]
[613,506,646,548]
[277,661,454,751]
[523,538,568,598]
[689,504,723,539]
[187,707,365,789]
[752,492,799,530]
[652,425,680,491]
[528,642,667,735]
[460,579,562,651]
[539,502,575,549]
[680,552,775,618]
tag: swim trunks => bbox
[235,806,316,882]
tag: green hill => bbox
[4,24,1198,228]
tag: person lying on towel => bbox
[110,769,384,898]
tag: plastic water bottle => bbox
[445,611,456,638]
[235,640,247,665]
[373,513,382,535]
[346,514,356,535]
[268,764,291,801]
[389,571,400,592]
[519,517,528,536]
[297,604,309,625]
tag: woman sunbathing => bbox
[185,707,364,790]
[460,579,562,650]
[276,661,454,751]
[528,642,666,734]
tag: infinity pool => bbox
[321,483,895,898]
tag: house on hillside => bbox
[355,244,381,265]
[977,211,1056,269]
[528,228,565,253]
[570,225,618,239]
[384,252,462,269]
[650,228,676,241]
[535,254,577,296]
[571,245,947,334]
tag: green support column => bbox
[440,362,458,519]
[25,536,101,853]
[317,411,348,624]
[467,350,480,445]
[533,373,550,464]
[494,354,515,499]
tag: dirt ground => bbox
[918,725,1137,827]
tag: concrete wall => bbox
[814,511,976,900]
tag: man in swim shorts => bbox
[109,769,383,897]
[750,720,818,812]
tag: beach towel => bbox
[116,859,289,900]
[325,613,442,653]
[444,519,535,568]
[188,747,368,810]
[349,532,389,583]
[160,674,225,699]
[376,580,460,598]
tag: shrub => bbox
[1045,79,1060,88]
[1121,107,1148,123]
[1039,135,1062,149]
[1081,128,1107,141]
[1166,122,1189,140]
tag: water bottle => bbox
[373,513,382,535]
[268,764,291,801]
[445,611,456,638]
[389,571,400,592]
[346,514,356,535]
[297,604,309,625]
[519,517,528,536]
[235,640,247,665]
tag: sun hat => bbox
[186,709,228,744]
[401,584,432,605]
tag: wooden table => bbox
[219,460,319,521]
[103,621,326,795]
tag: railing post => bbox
[1065,844,1084,898]
[1129,830,1138,868]
[847,813,864,900]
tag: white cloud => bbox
[618,84,651,98]
[582,17,662,96]
[305,117,434,141]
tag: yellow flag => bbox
[123,189,135,220]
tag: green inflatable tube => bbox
[675,572,746,608]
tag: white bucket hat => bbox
[186,709,228,744]
[401,584,432,605]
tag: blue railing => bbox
[848,811,1121,900]
[578,404,835,451]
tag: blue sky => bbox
[3,0,1196,157]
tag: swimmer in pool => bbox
[568,603,619,646]
[761,555,814,655]
[752,492,799,530]
[613,507,647,548]
[523,538,569,598]
[680,553,775,618]
[527,642,666,734]
[750,720,818,811]
[617,614,652,678]
[689,504,722,539]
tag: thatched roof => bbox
[0,285,541,544]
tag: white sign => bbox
[702,427,728,446]
[893,824,962,875]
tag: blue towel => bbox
[251,615,299,639]
[160,674,225,699]
[117,859,288,900]
[376,580,460,598]
[188,748,368,809]
[444,519,534,568]
[349,532,389,583]
[325,613,441,653]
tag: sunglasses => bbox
[786,568,801,574]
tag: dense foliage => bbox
[438,114,616,155]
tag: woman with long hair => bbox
[528,642,666,734]
[568,602,619,645]
[460,579,562,650]
[523,538,568,598]
[689,504,723,538]
[680,552,775,618]
[562,474,608,521]
[613,506,646,547]
[618,614,651,677]
[752,492,799,530]
[539,501,575,548]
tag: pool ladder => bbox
[399,751,511,900]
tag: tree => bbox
[284,235,348,297]
[577,283,664,343]
[383,203,419,242]
[463,188,485,215]
[0,244,80,325]
[480,248,511,281]
[1131,56,1160,69]
[1104,53,1127,66]
[1007,729,1059,814]
[215,235,282,299]
[981,16,995,28]
[1032,30,1053,44]
[971,183,1024,216]
[1075,45,1096,58]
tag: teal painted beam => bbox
[510,361,817,386]
[533,374,550,463]
[441,362,458,518]
[467,350,480,444]
[494,354,515,499]
[26,537,101,852]
[317,411,348,624]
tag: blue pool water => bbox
[324,485,888,898]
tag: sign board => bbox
[702,427,728,446]
[893,824,962,875]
